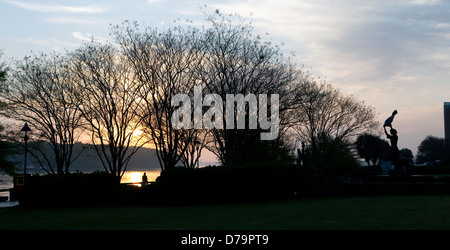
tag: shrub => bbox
[156,164,300,204]
[23,172,119,207]
[410,166,450,175]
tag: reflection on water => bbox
[0,171,161,187]
[120,171,160,187]
[0,170,161,200]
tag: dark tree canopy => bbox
[69,41,146,178]
[292,78,379,174]
[0,51,19,175]
[1,53,85,174]
[416,136,449,164]
[0,12,381,177]
[355,133,390,167]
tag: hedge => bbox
[21,172,119,207]
[155,164,302,204]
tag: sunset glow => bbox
[121,171,160,186]
[2,0,450,154]
[129,172,142,183]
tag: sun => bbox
[130,172,142,183]
[132,128,144,137]
[128,127,147,145]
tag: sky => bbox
[1,0,450,156]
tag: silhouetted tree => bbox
[416,136,448,164]
[70,41,146,180]
[399,148,414,165]
[112,21,206,170]
[355,133,390,167]
[292,78,378,174]
[175,126,211,168]
[316,133,359,173]
[196,11,298,167]
[0,50,8,125]
[0,51,19,175]
[0,140,19,175]
[1,12,382,177]
[0,50,6,83]
[0,53,84,174]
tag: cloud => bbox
[4,0,109,14]
[411,0,440,5]
[212,0,450,93]
[210,0,450,152]
[72,32,94,42]
[46,17,105,24]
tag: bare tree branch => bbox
[69,41,147,179]
[1,53,85,174]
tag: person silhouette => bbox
[384,110,398,129]
[141,173,148,186]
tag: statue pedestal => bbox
[381,161,393,174]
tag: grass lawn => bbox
[2,195,450,230]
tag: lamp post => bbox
[19,123,31,206]
[20,123,31,179]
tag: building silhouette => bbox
[444,102,450,142]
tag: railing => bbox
[120,181,155,186]
[0,188,13,202]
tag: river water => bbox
[0,170,161,201]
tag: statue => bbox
[383,110,409,175]
[383,110,398,129]
[384,127,399,159]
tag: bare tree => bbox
[197,12,298,166]
[0,53,84,174]
[69,41,146,180]
[0,50,20,176]
[179,129,209,168]
[112,21,206,170]
[292,77,379,174]
[0,49,6,84]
